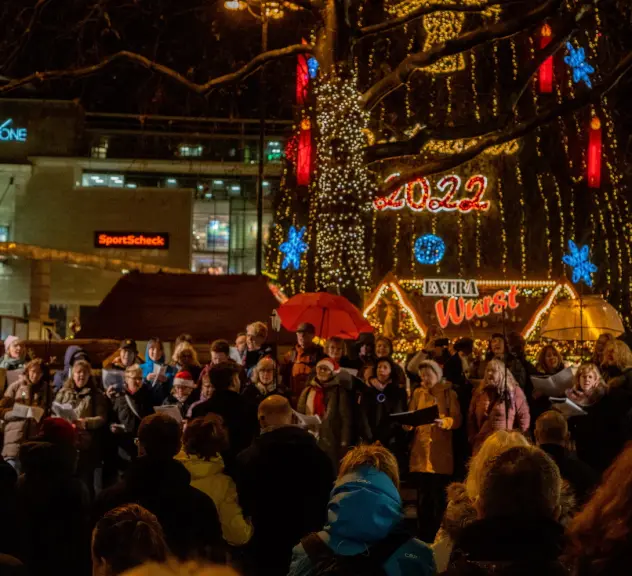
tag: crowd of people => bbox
[0,322,632,576]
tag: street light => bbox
[224,0,286,276]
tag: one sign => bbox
[373,174,490,213]
[0,119,27,143]
[422,278,519,329]
[94,232,170,249]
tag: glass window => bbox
[207,218,230,252]
[82,173,125,187]
[178,144,203,157]
[0,225,8,242]
[91,137,109,159]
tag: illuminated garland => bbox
[312,69,374,291]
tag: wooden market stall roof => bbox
[76,271,294,344]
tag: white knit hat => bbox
[4,335,20,351]
[173,371,196,389]
[417,359,443,382]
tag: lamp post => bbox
[225,0,285,275]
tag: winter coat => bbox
[288,466,435,576]
[140,343,175,405]
[235,425,334,576]
[94,456,224,562]
[297,374,353,469]
[190,389,258,474]
[110,386,154,460]
[17,441,91,576]
[446,516,567,576]
[0,376,50,459]
[358,381,408,454]
[539,444,598,506]
[468,385,530,452]
[52,346,88,392]
[245,342,278,373]
[409,381,462,475]
[282,344,326,401]
[54,384,108,462]
[175,451,253,547]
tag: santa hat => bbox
[417,359,443,382]
[37,417,78,447]
[173,371,196,389]
[316,358,339,374]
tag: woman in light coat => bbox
[409,359,461,543]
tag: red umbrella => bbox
[277,292,374,340]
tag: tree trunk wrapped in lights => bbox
[311,68,375,294]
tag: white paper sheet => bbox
[154,404,182,423]
[530,367,574,397]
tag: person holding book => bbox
[0,358,50,473]
[140,338,174,405]
[528,344,565,428]
[162,371,197,420]
[565,363,622,474]
[297,357,353,470]
[409,359,462,543]
[468,359,530,454]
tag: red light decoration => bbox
[373,174,490,214]
[297,118,312,186]
[539,24,554,94]
[296,53,309,105]
[588,116,602,189]
[435,286,520,329]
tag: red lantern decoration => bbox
[297,117,312,186]
[588,116,602,189]
[296,54,309,105]
[539,23,554,94]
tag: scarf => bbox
[307,384,326,418]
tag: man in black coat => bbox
[235,395,334,576]
[535,411,599,505]
[190,362,258,474]
[93,413,224,563]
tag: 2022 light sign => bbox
[373,174,490,213]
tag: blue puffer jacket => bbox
[288,466,435,576]
[140,342,175,405]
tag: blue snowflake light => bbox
[307,57,319,79]
[562,240,598,287]
[280,226,308,271]
[564,42,595,89]
[414,234,446,265]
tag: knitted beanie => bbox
[417,359,443,382]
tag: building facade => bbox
[0,99,285,336]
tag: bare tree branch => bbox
[0,44,314,96]
[357,0,524,39]
[360,0,563,110]
[378,49,632,193]
[2,0,52,72]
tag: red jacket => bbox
[468,385,530,453]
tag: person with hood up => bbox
[108,364,155,465]
[53,344,89,392]
[140,338,174,405]
[0,358,51,473]
[289,444,435,576]
[235,395,333,576]
[298,357,353,470]
[175,414,253,547]
[409,360,462,543]
[468,359,530,454]
[94,413,224,563]
[162,371,197,420]
[17,417,91,576]
[54,359,108,497]
[0,336,27,372]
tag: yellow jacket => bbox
[408,381,462,475]
[175,451,253,546]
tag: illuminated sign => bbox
[0,119,27,143]
[373,174,490,213]
[94,232,170,250]
[423,278,519,329]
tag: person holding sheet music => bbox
[529,344,565,427]
[468,359,530,454]
[0,358,50,473]
[565,363,624,474]
[408,359,462,543]
[108,364,154,465]
[140,338,174,405]
[55,359,108,497]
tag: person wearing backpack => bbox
[288,444,435,576]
